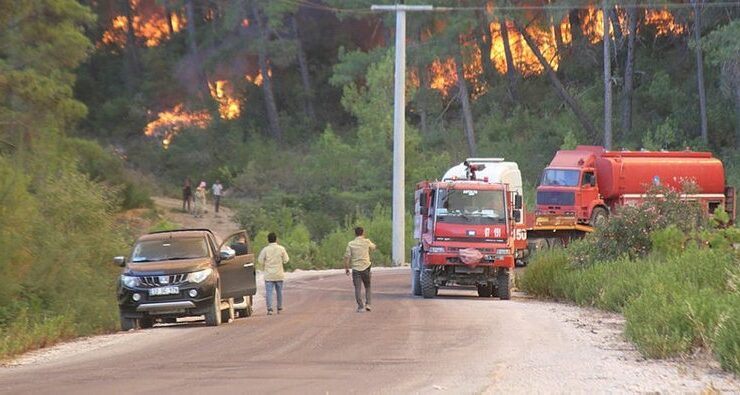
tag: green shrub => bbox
[650,225,686,258]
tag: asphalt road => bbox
[1,268,737,394]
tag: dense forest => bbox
[0,0,738,358]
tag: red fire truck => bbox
[528,146,736,246]
[411,159,524,299]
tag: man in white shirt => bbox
[211,180,223,213]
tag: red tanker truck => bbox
[529,146,736,244]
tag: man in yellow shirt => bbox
[343,227,376,312]
[257,232,289,315]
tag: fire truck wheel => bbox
[477,283,493,297]
[590,207,608,228]
[420,269,436,299]
[497,269,511,300]
[411,268,422,296]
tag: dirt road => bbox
[1,269,737,394]
[151,196,240,239]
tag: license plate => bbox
[149,286,179,296]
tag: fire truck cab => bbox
[411,159,522,299]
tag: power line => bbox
[282,0,740,14]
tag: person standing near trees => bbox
[212,180,223,214]
[258,232,290,315]
[182,177,192,213]
[193,181,207,218]
[344,227,376,313]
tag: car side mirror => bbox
[514,194,523,210]
[513,210,521,223]
[220,249,236,261]
[590,178,597,187]
[113,256,126,267]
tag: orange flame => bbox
[208,80,241,120]
[490,21,564,76]
[145,104,210,148]
[101,0,185,48]
[644,9,685,36]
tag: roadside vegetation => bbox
[520,191,740,374]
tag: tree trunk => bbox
[691,0,709,144]
[734,76,740,149]
[185,0,198,56]
[609,7,623,46]
[603,0,613,149]
[553,17,566,57]
[250,1,283,141]
[500,19,518,102]
[292,14,316,122]
[416,27,429,137]
[454,51,476,156]
[568,9,584,47]
[514,21,599,142]
[165,1,175,35]
[124,0,140,94]
[476,11,496,83]
[621,4,637,140]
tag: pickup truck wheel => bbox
[420,269,436,299]
[477,283,493,297]
[497,269,511,300]
[204,288,222,326]
[590,207,608,228]
[120,315,137,331]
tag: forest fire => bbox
[490,21,564,76]
[209,80,241,120]
[644,9,685,36]
[101,0,185,48]
[144,105,210,148]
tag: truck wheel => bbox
[411,268,422,296]
[204,288,222,326]
[120,315,137,331]
[497,269,511,300]
[590,207,608,228]
[420,269,436,299]
[477,283,493,297]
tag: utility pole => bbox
[603,0,612,149]
[371,4,433,266]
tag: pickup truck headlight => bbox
[121,275,140,288]
[495,248,511,255]
[427,246,445,253]
[187,268,213,283]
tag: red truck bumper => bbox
[424,253,514,269]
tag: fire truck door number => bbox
[515,229,527,240]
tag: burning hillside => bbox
[144,105,210,148]
[101,0,185,48]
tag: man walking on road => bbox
[258,232,289,315]
[344,227,376,312]
[211,180,223,214]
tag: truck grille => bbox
[139,274,188,288]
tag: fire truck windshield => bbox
[435,189,506,224]
[541,169,580,187]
